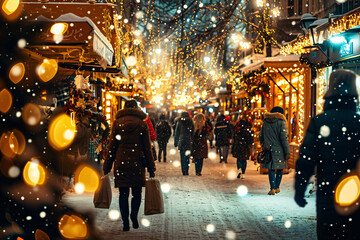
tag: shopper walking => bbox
[214,114,232,163]
[192,113,208,176]
[231,115,253,179]
[206,116,214,148]
[155,113,172,162]
[259,106,290,195]
[294,69,360,240]
[174,111,194,175]
[103,100,156,231]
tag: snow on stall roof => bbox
[264,54,301,63]
[241,60,264,74]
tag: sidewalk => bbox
[63,140,316,240]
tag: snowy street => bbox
[63,139,317,240]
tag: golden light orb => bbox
[23,160,46,186]
[9,62,25,84]
[48,114,76,151]
[58,214,88,239]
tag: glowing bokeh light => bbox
[22,103,41,126]
[75,165,100,193]
[0,88,12,113]
[8,166,20,178]
[208,152,217,160]
[141,218,150,227]
[161,182,171,193]
[236,185,248,197]
[108,210,120,221]
[48,114,76,150]
[0,129,26,158]
[74,183,85,194]
[335,174,360,207]
[58,214,88,239]
[1,0,22,21]
[284,220,292,228]
[9,62,25,84]
[50,23,68,35]
[206,224,215,233]
[37,59,58,82]
[225,230,236,239]
[35,229,50,240]
[267,216,274,221]
[226,170,237,180]
[23,160,46,186]
[170,148,177,155]
[173,160,181,168]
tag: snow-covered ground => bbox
[63,139,317,240]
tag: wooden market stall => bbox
[264,55,312,168]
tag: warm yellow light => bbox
[22,103,41,126]
[106,108,111,113]
[0,88,12,113]
[75,165,100,193]
[0,130,25,158]
[37,59,58,82]
[50,23,68,35]
[2,0,20,15]
[9,62,25,84]
[35,229,50,240]
[335,175,360,207]
[58,214,88,239]
[48,114,76,151]
[23,160,46,186]
[106,93,112,100]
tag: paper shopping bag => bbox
[144,179,164,215]
[93,175,112,209]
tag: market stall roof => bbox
[25,13,114,70]
[240,60,264,75]
[264,55,307,68]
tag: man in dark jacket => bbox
[103,100,156,231]
[295,69,360,239]
[174,111,194,175]
[214,114,232,163]
[156,113,172,162]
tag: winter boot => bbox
[275,188,280,194]
[268,189,275,195]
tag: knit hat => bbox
[159,113,166,120]
[324,69,358,99]
[124,99,138,108]
[270,106,284,114]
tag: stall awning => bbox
[26,13,114,69]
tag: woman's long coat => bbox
[295,99,360,239]
[192,127,208,159]
[103,108,155,188]
[231,120,253,160]
[174,116,194,151]
[259,112,290,170]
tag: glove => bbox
[149,171,155,178]
[294,194,308,207]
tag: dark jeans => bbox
[158,142,167,162]
[268,169,283,190]
[118,187,142,224]
[180,150,190,175]
[219,146,229,163]
[237,159,247,174]
[195,158,203,173]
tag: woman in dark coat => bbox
[174,111,194,175]
[231,116,253,179]
[259,106,290,195]
[103,100,156,231]
[295,69,360,240]
[155,113,172,162]
[214,114,232,163]
[192,113,208,176]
